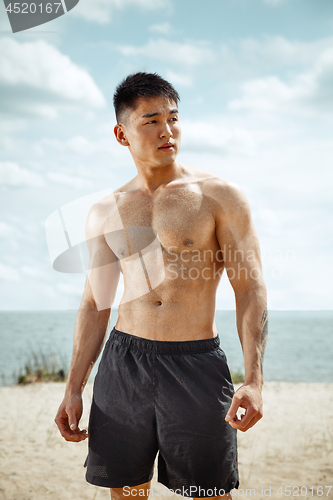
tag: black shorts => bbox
[84,328,239,497]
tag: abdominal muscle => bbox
[115,255,224,341]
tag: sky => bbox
[0,0,332,311]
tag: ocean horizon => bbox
[0,309,332,386]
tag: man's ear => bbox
[114,124,130,146]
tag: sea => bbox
[0,310,332,387]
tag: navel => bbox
[156,300,163,306]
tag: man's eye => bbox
[146,120,156,124]
[170,117,178,122]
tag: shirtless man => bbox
[55,72,268,499]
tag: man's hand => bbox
[55,393,88,442]
[225,384,263,432]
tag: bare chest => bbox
[103,185,217,257]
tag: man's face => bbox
[115,96,181,169]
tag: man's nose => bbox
[159,122,172,138]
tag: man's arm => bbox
[214,180,268,432]
[55,202,121,442]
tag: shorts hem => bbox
[85,470,154,489]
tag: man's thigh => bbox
[85,336,157,487]
[111,481,152,500]
[155,347,238,493]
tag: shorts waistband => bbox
[109,327,220,355]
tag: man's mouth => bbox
[158,143,174,151]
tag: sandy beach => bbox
[0,382,332,500]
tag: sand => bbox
[0,382,332,500]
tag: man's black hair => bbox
[113,72,180,124]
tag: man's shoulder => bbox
[178,165,248,214]
[87,193,116,224]
[86,182,132,238]
[88,177,136,215]
[196,170,246,206]
[185,170,250,227]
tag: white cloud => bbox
[0,161,45,188]
[149,22,172,35]
[73,0,171,24]
[46,172,92,189]
[117,38,215,66]
[66,136,97,155]
[228,47,333,116]
[165,70,193,88]
[0,263,20,282]
[56,282,84,296]
[0,222,17,239]
[20,266,51,281]
[237,36,333,71]
[0,221,21,252]
[0,38,106,118]
[0,9,10,30]
[214,36,333,84]
[38,135,119,160]
[252,207,282,237]
[181,120,256,155]
[65,135,117,156]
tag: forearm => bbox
[235,283,268,387]
[65,302,111,396]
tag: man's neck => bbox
[135,160,184,194]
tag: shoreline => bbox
[0,382,332,500]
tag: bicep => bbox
[215,190,263,294]
[84,210,121,311]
